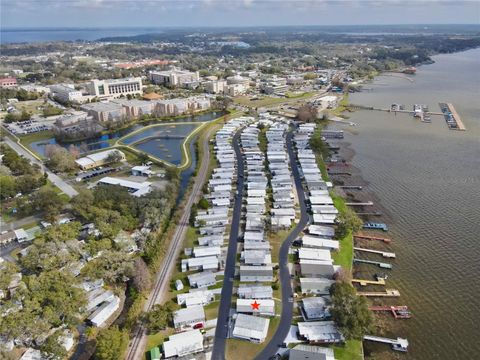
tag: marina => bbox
[439,102,466,130]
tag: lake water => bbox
[0,27,161,44]
[341,48,480,359]
[28,111,226,158]
[121,123,200,166]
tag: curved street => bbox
[254,129,309,360]
[211,128,245,360]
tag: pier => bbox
[346,201,373,206]
[354,258,393,269]
[356,212,382,216]
[354,234,392,244]
[439,102,466,131]
[363,335,409,352]
[357,289,401,297]
[337,185,363,190]
[352,278,386,286]
[354,247,396,258]
[369,305,411,319]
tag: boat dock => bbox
[337,185,363,190]
[352,278,386,286]
[346,201,374,206]
[369,305,411,319]
[354,247,396,258]
[439,102,466,131]
[354,258,393,269]
[354,234,392,244]
[363,335,409,352]
[356,212,382,216]
[357,289,401,297]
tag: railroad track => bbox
[125,124,219,360]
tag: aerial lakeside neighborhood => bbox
[0,26,448,360]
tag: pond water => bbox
[120,123,200,166]
[28,110,227,157]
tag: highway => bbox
[254,129,309,360]
[211,128,245,360]
[2,135,79,198]
[125,124,220,360]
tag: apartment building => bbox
[87,77,142,98]
[149,68,199,87]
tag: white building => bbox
[149,68,199,87]
[290,344,336,360]
[162,329,204,358]
[87,296,120,327]
[75,149,126,170]
[236,299,275,316]
[297,321,344,343]
[173,305,205,330]
[96,177,152,197]
[87,77,143,98]
[232,314,270,343]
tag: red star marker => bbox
[251,300,260,310]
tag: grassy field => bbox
[18,130,54,147]
[332,340,364,360]
[145,328,174,353]
[14,99,45,116]
[225,316,280,360]
[330,93,350,117]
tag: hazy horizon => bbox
[1,1,478,29]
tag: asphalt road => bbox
[211,129,245,360]
[125,126,219,360]
[3,136,79,198]
[254,129,309,360]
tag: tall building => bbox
[149,68,199,87]
[87,77,143,98]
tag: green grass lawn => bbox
[203,301,220,320]
[14,99,45,116]
[225,316,280,360]
[144,329,174,355]
[331,193,353,271]
[332,339,363,360]
[18,130,54,147]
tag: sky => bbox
[1,0,479,28]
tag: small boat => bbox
[363,222,389,231]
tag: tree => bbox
[105,150,124,164]
[130,257,152,293]
[32,187,65,222]
[297,104,318,122]
[0,175,16,199]
[143,303,175,333]
[330,281,374,340]
[82,250,133,284]
[198,197,209,210]
[40,331,68,360]
[42,222,81,242]
[335,207,362,239]
[45,144,77,173]
[94,326,129,360]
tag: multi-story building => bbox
[52,111,101,138]
[153,96,211,117]
[49,84,84,103]
[87,77,143,98]
[111,99,154,119]
[204,80,227,94]
[149,68,199,87]
[0,77,17,88]
[80,102,126,122]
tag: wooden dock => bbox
[354,234,392,244]
[354,247,396,258]
[357,289,401,297]
[369,305,411,319]
[354,258,393,269]
[447,103,466,130]
[346,201,373,206]
[352,278,386,286]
